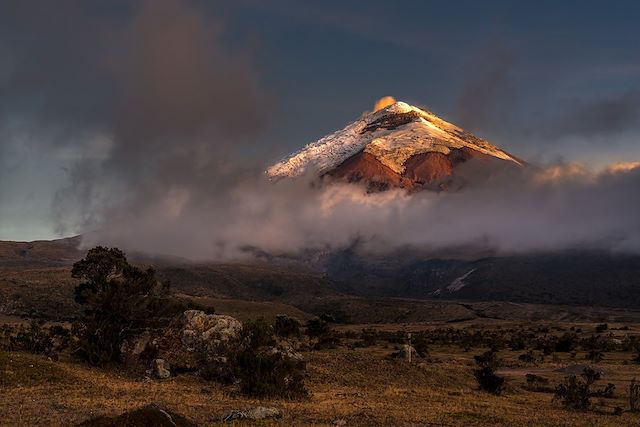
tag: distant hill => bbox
[323,248,640,308]
[1,238,639,322]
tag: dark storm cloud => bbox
[542,90,640,138]
[455,40,515,132]
[0,0,268,235]
[0,0,112,134]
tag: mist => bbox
[80,159,640,260]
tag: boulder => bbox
[158,310,242,371]
[150,358,171,379]
[120,331,153,367]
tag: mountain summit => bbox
[267,97,524,190]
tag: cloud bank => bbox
[81,161,640,260]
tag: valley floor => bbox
[2,322,640,426]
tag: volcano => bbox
[267,98,524,190]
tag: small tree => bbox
[72,247,158,366]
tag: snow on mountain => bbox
[266,100,522,180]
[446,269,477,292]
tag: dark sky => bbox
[1,0,640,240]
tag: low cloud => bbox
[83,161,640,260]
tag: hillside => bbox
[1,239,640,323]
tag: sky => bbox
[1,0,640,242]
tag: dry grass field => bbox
[2,241,640,425]
[2,320,640,426]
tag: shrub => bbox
[474,367,505,394]
[304,316,339,349]
[595,323,608,333]
[305,318,329,337]
[241,317,275,348]
[274,315,301,338]
[630,378,640,412]
[518,350,540,365]
[7,321,70,358]
[586,349,604,363]
[509,334,527,351]
[315,333,341,350]
[554,367,612,410]
[474,350,500,370]
[555,333,577,353]
[203,316,308,398]
[235,348,307,398]
[473,351,505,394]
[524,374,551,392]
[412,334,429,358]
[357,328,378,347]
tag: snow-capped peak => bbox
[266,99,521,179]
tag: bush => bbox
[304,316,339,349]
[274,315,301,338]
[555,333,578,353]
[630,378,640,412]
[524,374,551,392]
[473,351,505,394]
[474,350,500,370]
[235,348,307,398]
[305,318,329,338]
[586,349,604,363]
[474,367,505,394]
[518,350,540,365]
[357,328,378,348]
[6,321,70,358]
[203,316,308,398]
[241,317,276,348]
[554,367,612,410]
[412,334,429,358]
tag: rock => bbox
[77,403,196,427]
[220,406,282,422]
[181,310,242,351]
[332,418,347,425]
[270,345,304,362]
[157,310,242,371]
[151,358,170,379]
[388,344,417,360]
[120,331,152,367]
